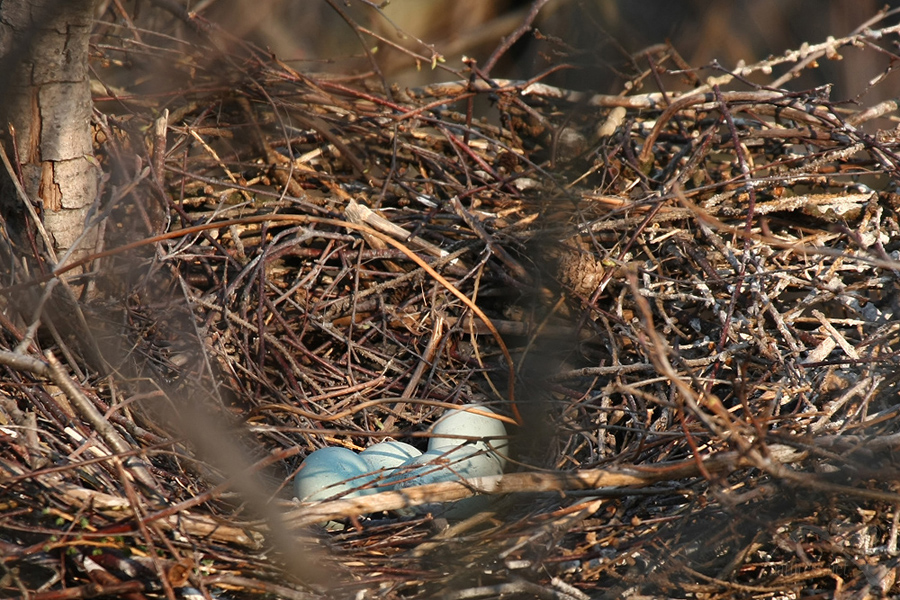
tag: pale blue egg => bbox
[359,441,422,491]
[391,445,503,518]
[359,440,422,470]
[294,447,377,502]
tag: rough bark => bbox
[0,0,98,259]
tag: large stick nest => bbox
[2,4,900,599]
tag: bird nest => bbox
[3,5,900,599]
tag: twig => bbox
[284,444,808,528]
[482,0,553,75]
[0,349,161,493]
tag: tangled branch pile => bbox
[2,4,900,599]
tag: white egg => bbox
[429,405,509,464]
[293,447,377,502]
[359,441,422,490]
[392,445,503,518]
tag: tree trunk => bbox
[0,0,98,260]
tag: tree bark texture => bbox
[0,0,98,257]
